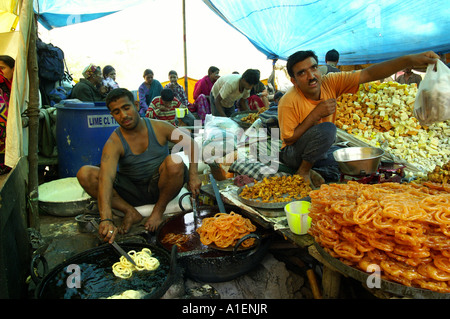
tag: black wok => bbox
[32,243,177,299]
[155,192,273,282]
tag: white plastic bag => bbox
[413,60,450,125]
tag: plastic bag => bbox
[413,60,450,125]
[202,114,244,164]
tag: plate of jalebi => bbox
[308,181,450,297]
[237,175,313,209]
[196,212,259,251]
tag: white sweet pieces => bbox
[336,81,450,177]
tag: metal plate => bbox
[236,183,295,209]
[229,110,258,128]
[314,242,450,299]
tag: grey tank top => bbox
[115,118,169,183]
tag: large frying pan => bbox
[32,243,177,299]
[155,193,273,282]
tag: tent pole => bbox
[182,0,188,92]
[27,13,40,230]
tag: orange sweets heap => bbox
[197,212,257,248]
[308,181,450,293]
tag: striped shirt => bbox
[145,96,183,126]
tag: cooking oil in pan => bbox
[39,253,170,299]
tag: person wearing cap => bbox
[70,63,106,102]
[278,50,440,187]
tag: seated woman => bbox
[193,66,220,123]
[164,70,193,110]
[70,64,106,102]
[0,55,15,174]
[247,80,269,111]
[145,88,195,127]
[138,69,163,117]
[102,65,119,94]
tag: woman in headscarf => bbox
[70,64,106,102]
[0,55,15,174]
[138,69,163,117]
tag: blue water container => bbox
[55,102,119,177]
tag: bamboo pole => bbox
[27,12,40,230]
[182,0,188,92]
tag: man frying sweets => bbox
[77,88,202,242]
[278,50,439,186]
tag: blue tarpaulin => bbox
[34,0,449,65]
[34,0,145,30]
[202,0,450,65]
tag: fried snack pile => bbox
[241,107,269,124]
[428,161,450,184]
[196,212,256,248]
[239,175,312,203]
[309,181,450,293]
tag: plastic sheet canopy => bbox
[202,0,450,65]
[34,0,146,30]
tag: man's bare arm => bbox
[98,135,122,220]
[214,94,228,117]
[164,123,202,196]
[359,51,439,85]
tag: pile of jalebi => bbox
[112,248,160,279]
[308,181,450,293]
[161,233,192,249]
[196,212,257,248]
[239,175,312,203]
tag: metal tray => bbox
[314,242,450,299]
[236,183,296,209]
[230,110,258,128]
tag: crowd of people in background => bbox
[66,49,449,129]
[0,49,448,174]
[69,62,279,126]
[65,48,450,130]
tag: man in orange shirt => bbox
[278,50,439,186]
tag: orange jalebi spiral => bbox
[196,212,257,248]
[308,181,450,293]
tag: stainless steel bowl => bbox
[333,147,384,176]
[38,177,92,216]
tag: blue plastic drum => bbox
[55,102,118,177]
